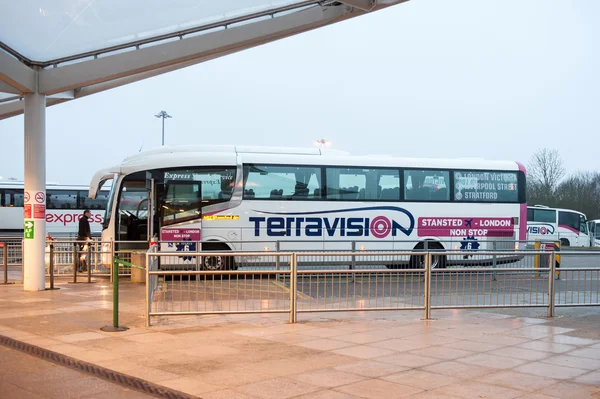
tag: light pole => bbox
[155,110,172,146]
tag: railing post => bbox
[72,242,78,283]
[110,241,115,283]
[2,243,8,284]
[49,241,55,290]
[534,239,541,277]
[87,241,92,284]
[424,252,431,320]
[146,251,151,327]
[195,241,200,271]
[289,253,297,324]
[491,241,497,281]
[275,240,280,270]
[351,241,356,270]
[548,252,556,317]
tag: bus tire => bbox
[559,238,569,248]
[202,242,237,271]
[410,242,446,269]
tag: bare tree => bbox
[527,148,565,204]
[555,172,600,220]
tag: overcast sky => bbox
[1,0,599,185]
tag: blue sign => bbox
[460,235,480,251]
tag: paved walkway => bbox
[0,345,154,398]
[1,279,600,398]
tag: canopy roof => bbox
[0,0,408,119]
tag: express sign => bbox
[46,212,103,226]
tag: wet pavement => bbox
[1,277,599,398]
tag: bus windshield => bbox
[106,166,236,240]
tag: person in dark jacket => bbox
[77,210,92,272]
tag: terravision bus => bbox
[89,145,527,270]
[526,205,590,247]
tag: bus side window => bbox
[533,209,556,223]
[4,190,24,207]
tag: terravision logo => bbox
[249,206,415,238]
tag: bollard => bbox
[554,241,561,280]
[101,258,128,332]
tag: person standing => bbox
[77,210,92,272]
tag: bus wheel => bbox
[560,238,569,248]
[410,242,446,269]
[202,243,236,271]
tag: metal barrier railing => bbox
[0,238,23,284]
[553,251,600,307]
[294,252,426,314]
[2,236,593,281]
[146,251,295,327]
[428,252,554,315]
[145,248,600,326]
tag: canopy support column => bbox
[23,90,47,291]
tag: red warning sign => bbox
[24,204,32,218]
[33,204,46,219]
[24,192,30,203]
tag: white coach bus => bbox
[526,205,591,248]
[0,181,109,237]
[89,145,527,270]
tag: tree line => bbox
[527,149,600,220]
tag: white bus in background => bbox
[588,219,600,247]
[0,181,109,237]
[89,145,527,270]
[527,205,590,247]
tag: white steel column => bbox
[23,92,47,291]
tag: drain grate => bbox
[0,334,200,399]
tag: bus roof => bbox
[114,144,521,171]
[89,145,523,197]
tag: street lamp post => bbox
[155,110,172,146]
